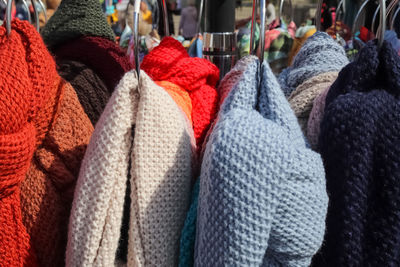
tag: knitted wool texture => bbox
[195,57,328,266]
[307,86,330,150]
[313,40,400,266]
[67,71,195,266]
[51,36,133,125]
[279,32,349,97]
[57,60,110,125]
[179,56,255,267]
[22,80,93,267]
[41,0,115,48]
[288,71,338,136]
[0,19,93,267]
[141,37,220,150]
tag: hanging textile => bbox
[313,40,400,266]
[195,56,327,266]
[67,71,196,266]
[0,19,93,267]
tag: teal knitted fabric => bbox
[41,0,115,48]
[194,57,328,266]
[178,179,199,267]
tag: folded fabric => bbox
[280,32,349,97]
[178,56,255,267]
[67,71,195,267]
[195,57,328,266]
[49,36,133,125]
[288,71,338,138]
[314,40,400,266]
[0,19,93,267]
[41,0,115,48]
[307,85,330,150]
[141,37,219,151]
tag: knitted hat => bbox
[41,0,115,48]
[141,37,220,150]
[195,57,328,266]
[57,59,110,125]
[279,32,349,97]
[67,71,195,266]
[179,56,255,267]
[52,36,133,125]
[288,71,338,137]
[314,40,400,266]
[306,85,330,150]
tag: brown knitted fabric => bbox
[57,59,110,125]
[21,78,93,267]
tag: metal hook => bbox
[391,4,400,30]
[21,0,32,23]
[351,0,370,46]
[279,0,293,23]
[315,0,323,31]
[259,0,266,63]
[37,0,47,25]
[376,0,386,48]
[133,0,140,77]
[250,0,257,54]
[161,0,169,36]
[333,0,345,37]
[196,0,204,34]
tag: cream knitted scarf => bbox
[67,71,195,266]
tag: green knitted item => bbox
[41,0,115,48]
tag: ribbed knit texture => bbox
[141,37,220,151]
[41,0,115,48]
[307,86,330,150]
[288,71,338,137]
[67,71,195,267]
[313,40,400,266]
[51,36,133,125]
[195,57,328,266]
[22,80,93,267]
[279,32,349,97]
[57,60,110,126]
[179,56,255,267]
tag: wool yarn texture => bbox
[57,59,110,126]
[41,0,115,48]
[50,36,133,125]
[313,40,400,266]
[279,32,349,97]
[0,19,93,267]
[307,86,330,150]
[288,71,338,137]
[195,57,328,266]
[67,71,195,267]
[22,79,93,267]
[179,56,255,267]
[141,37,220,151]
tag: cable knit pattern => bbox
[307,86,330,150]
[313,40,400,266]
[141,37,220,150]
[279,32,349,97]
[67,71,195,267]
[288,71,338,137]
[179,56,256,267]
[57,59,110,125]
[195,58,328,266]
[41,0,115,48]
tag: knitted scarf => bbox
[279,32,349,97]
[0,19,93,267]
[314,40,400,266]
[288,71,338,139]
[41,0,115,48]
[67,71,195,266]
[141,37,220,151]
[179,56,256,267]
[195,57,328,266]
